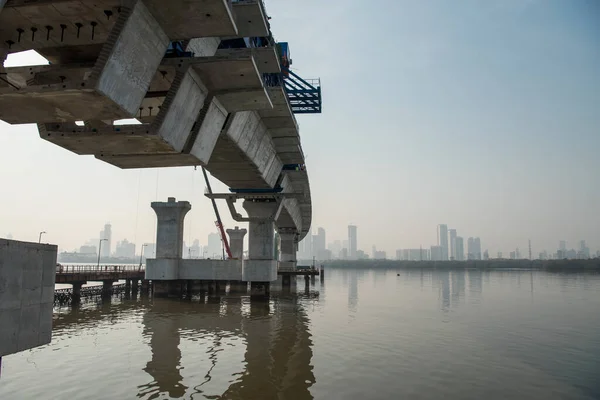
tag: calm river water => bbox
[1,268,600,399]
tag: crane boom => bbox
[201,167,232,259]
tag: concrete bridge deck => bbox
[2,0,319,310]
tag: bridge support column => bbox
[226,226,247,260]
[102,280,115,297]
[242,200,279,288]
[146,197,191,282]
[278,230,298,271]
[72,281,85,304]
[153,280,184,298]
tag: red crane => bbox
[201,167,232,259]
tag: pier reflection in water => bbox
[138,293,315,400]
[2,268,600,400]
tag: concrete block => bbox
[94,0,170,117]
[217,87,273,112]
[155,67,208,152]
[242,260,278,282]
[39,302,54,342]
[41,285,55,305]
[96,153,202,169]
[144,0,237,38]
[189,97,228,164]
[232,0,269,37]
[0,264,22,310]
[0,1,169,124]
[0,239,57,357]
[179,259,243,281]
[151,198,191,258]
[0,309,20,356]
[146,258,179,280]
[185,37,221,57]
[225,112,251,143]
[17,304,40,352]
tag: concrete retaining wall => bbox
[0,239,57,357]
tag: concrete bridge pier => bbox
[71,281,86,303]
[242,200,280,294]
[226,226,247,260]
[141,280,150,295]
[278,230,298,272]
[102,280,115,297]
[147,197,191,297]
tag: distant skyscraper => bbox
[438,224,449,261]
[99,223,112,257]
[474,238,481,260]
[455,237,464,261]
[298,235,312,260]
[348,225,357,260]
[467,237,475,260]
[559,240,567,252]
[448,229,457,260]
[396,249,402,260]
[115,239,135,259]
[207,232,222,259]
[430,245,443,261]
[312,227,326,257]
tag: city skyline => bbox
[297,223,599,261]
[1,1,599,255]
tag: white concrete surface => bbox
[0,239,57,357]
[226,226,247,260]
[156,67,208,152]
[278,231,297,266]
[151,197,191,259]
[95,0,169,117]
[242,260,277,282]
[243,200,278,260]
[179,259,242,280]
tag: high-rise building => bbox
[348,225,357,260]
[430,245,443,261]
[207,232,222,259]
[438,224,449,260]
[455,237,464,261]
[312,228,326,257]
[467,237,475,260]
[577,240,590,259]
[99,223,112,257]
[474,238,481,260]
[559,240,567,252]
[298,235,312,260]
[448,229,457,260]
[115,238,135,259]
[79,245,96,255]
[396,249,402,260]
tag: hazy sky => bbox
[1,0,599,256]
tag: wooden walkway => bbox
[55,265,145,284]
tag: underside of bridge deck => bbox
[1,0,314,276]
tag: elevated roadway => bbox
[0,0,320,281]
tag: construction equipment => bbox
[201,167,233,260]
[277,42,322,114]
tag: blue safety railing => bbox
[282,67,322,114]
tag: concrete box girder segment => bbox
[231,0,269,38]
[215,47,280,74]
[38,65,208,154]
[183,55,273,112]
[144,0,238,39]
[0,0,169,124]
[0,0,121,55]
[94,95,228,169]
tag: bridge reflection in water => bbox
[54,290,316,399]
